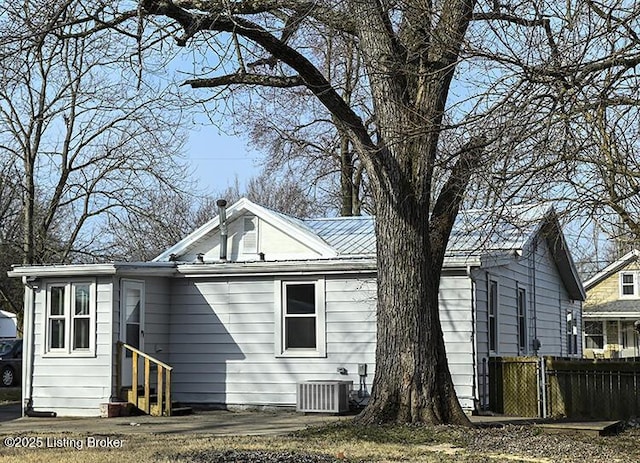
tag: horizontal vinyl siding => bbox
[169,275,377,406]
[530,238,580,356]
[143,277,172,364]
[439,275,475,409]
[31,277,113,416]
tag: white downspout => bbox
[21,276,35,417]
[468,265,480,412]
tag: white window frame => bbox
[620,272,637,298]
[566,309,578,355]
[45,281,96,357]
[274,278,326,358]
[488,278,499,354]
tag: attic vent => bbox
[243,217,258,254]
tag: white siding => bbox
[182,213,322,262]
[439,274,475,410]
[142,277,172,364]
[169,273,478,411]
[169,275,377,406]
[473,234,583,408]
[30,277,113,416]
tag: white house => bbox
[9,198,585,416]
[582,249,640,358]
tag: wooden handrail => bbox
[116,341,173,416]
[117,341,173,370]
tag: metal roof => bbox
[297,203,551,257]
[303,217,376,255]
[446,204,551,257]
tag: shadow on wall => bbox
[169,280,245,406]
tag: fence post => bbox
[538,356,547,418]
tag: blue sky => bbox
[184,127,262,195]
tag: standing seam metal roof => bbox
[297,204,551,257]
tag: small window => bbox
[489,280,498,353]
[275,279,326,357]
[566,310,578,355]
[584,321,604,349]
[46,281,95,356]
[517,287,526,353]
[621,273,635,296]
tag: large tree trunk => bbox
[356,186,471,425]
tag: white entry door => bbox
[120,280,145,386]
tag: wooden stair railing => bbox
[116,341,173,416]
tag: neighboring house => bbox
[0,310,17,339]
[582,250,640,358]
[9,198,584,416]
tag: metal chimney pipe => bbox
[216,199,228,261]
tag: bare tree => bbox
[58,0,640,425]
[233,34,371,216]
[0,1,189,265]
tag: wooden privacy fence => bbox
[489,356,640,420]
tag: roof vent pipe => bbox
[217,199,228,261]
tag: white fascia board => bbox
[152,197,255,262]
[154,197,338,262]
[8,262,176,278]
[176,258,376,277]
[583,312,640,319]
[583,249,640,291]
[443,255,482,268]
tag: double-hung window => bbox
[46,281,95,356]
[488,279,499,353]
[275,279,326,357]
[566,309,578,355]
[48,285,66,349]
[517,287,526,353]
[621,272,636,297]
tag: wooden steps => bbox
[116,342,184,417]
[121,386,193,417]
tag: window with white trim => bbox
[621,272,636,297]
[517,287,526,353]
[275,279,326,357]
[46,281,95,355]
[489,279,498,353]
[566,309,578,355]
[48,285,66,349]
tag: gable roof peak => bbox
[583,249,640,291]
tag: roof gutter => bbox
[8,262,177,278]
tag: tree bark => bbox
[356,193,468,424]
